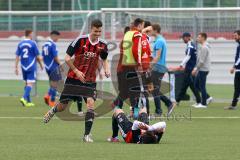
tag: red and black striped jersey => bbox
[66,34,108,82]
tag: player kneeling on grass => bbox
[43,19,110,143]
[110,107,166,144]
[42,31,61,107]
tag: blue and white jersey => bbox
[42,38,59,72]
[16,39,39,71]
[180,41,197,71]
[234,42,240,71]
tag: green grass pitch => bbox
[0,80,240,160]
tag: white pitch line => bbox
[0,116,240,119]
[189,116,240,119]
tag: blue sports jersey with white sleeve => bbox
[16,39,39,71]
[42,39,59,73]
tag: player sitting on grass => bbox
[15,29,43,107]
[42,31,61,107]
[109,107,166,144]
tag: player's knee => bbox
[50,81,58,89]
[113,108,124,117]
[56,103,66,112]
[87,98,94,109]
[26,82,34,87]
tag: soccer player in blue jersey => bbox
[15,30,43,107]
[42,31,61,107]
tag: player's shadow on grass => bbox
[55,89,115,121]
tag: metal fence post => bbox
[87,0,90,10]
[48,0,52,32]
[71,0,75,31]
[8,0,12,31]
[197,0,203,32]
[237,0,240,29]
[125,0,129,8]
[94,0,98,10]
[111,12,116,40]
[179,0,182,7]
[193,15,198,46]
[138,0,141,8]
[101,12,106,39]
[86,14,89,34]
[217,0,221,32]
[33,16,38,96]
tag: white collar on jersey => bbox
[24,38,31,40]
[48,38,56,45]
[186,41,193,48]
[48,38,54,42]
[88,34,99,45]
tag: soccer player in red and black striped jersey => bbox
[43,19,110,142]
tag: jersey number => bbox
[43,46,49,56]
[22,48,29,58]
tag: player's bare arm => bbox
[103,59,110,78]
[15,56,20,75]
[37,55,44,70]
[132,119,166,137]
[230,67,235,74]
[132,35,144,72]
[54,56,61,66]
[138,122,149,130]
[142,26,152,34]
[152,49,161,66]
[54,56,64,72]
[65,54,86,83]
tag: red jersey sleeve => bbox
[141,34,151,71]
[132,32,142,65]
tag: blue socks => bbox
[49,87,57,101]
[51,88,57,101]
[48,88,52,96]
[23,86,32,102]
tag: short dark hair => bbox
[91,19,103,28]
[133,18,144,27]
[182,32,191,38]
[140,131,157,144]
[124,26,130,34]
[152,24,161,33]
[50,30,60,36]
[234,30,240,35]
[144,21,151,28]
[25,29,32,37]
[198,32,207,40]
